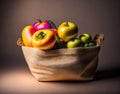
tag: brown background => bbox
[0,0,120,94]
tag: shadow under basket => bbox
[22,46,100,81]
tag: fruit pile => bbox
[20,19,96,50]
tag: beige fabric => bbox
[22,46,100,81]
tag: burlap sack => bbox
[22,46,100,81]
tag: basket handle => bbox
[93,34,104,46]
[17,38,24,46]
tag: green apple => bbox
[58,21,78,42]
[84,42,95,47]
[79,33,92,43]
[67,38,82,48]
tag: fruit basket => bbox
[17,34,104,81]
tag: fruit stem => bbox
[37,19,42,23]
[65,22,69,27]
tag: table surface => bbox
[0,62,120,94]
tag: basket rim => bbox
[21,46,101,57]
[22,45,100,51]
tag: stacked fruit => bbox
[21,20,95,50]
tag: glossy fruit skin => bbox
[33,20,51,31]
[79,33,92,43]
[84,42,95,47]
[51,29,58,35]
[32,29,56,50]
[22,25,36,47]
[67,38,81,48]
[51,29,65,49]
[58,21,78,42]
